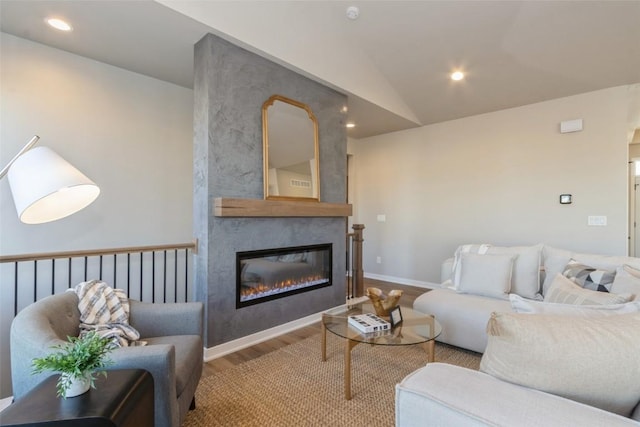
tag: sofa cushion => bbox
[480,311,640,417]
[623,264,640,278]
[562,259,615,292]
[145,335,202,396]
[413,288,511,353]
[611,265,640,300]
[509,294,640,315]
[456,253,515,299]
[544,273,632,305]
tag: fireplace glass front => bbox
[236,244,332,308]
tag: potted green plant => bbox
[31,331,113,398]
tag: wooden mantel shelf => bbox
[214,198,352,217]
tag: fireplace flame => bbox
[240,273,329,302]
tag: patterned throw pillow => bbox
[544,274,631,305]
[562,259,615,292]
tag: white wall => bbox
[352,85,637,285]
[0,33,193,398]
[0,33,193,254]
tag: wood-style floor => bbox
[202,278,428,377]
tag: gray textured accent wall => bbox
[193,34,348,347]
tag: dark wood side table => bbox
[0,369,153,427]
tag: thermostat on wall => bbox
[559,194,572,204]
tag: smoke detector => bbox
[346,6,360,20]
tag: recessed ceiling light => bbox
[46,18,73,32]
[346,123,356,128]
[451,71,465,81]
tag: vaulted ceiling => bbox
[1,1,639,139]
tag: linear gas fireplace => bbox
[236,244,332,308]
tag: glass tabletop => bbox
[322,301,442,346]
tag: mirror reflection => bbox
[263,95,319,201]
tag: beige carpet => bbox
[183,332,481,427]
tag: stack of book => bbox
[348,313,390,333]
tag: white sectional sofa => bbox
[399,244,640,426]
[413,244,640,353]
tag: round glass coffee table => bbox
[321,300,442,400]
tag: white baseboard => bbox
[364,272,439,290]
[203,310,322,362]
[203,297,371,361]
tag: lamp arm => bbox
[0,135,40,180]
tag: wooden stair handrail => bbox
[0,240,198,263]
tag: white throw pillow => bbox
[450,244,542,300]
[488,244,543,300]
[624,264,640,278]
[456,252,515,300]
[544,274,632,305]
[480,311,640,417]
[450,243,492,288]
[611,265,640,300]
[509,293,640,316]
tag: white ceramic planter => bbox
[62,373,91,398]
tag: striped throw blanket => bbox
[73,280,140,347]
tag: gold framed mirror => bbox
[263,95,320,201]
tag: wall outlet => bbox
[376,256,382,264]
[587,215,607,226]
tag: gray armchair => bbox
[10,291,204,427]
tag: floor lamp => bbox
[0,135,100,224]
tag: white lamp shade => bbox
[7,146,100,224]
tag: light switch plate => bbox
[560,119,583,133]
[587,216,607,226]
[377,214,386,222]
